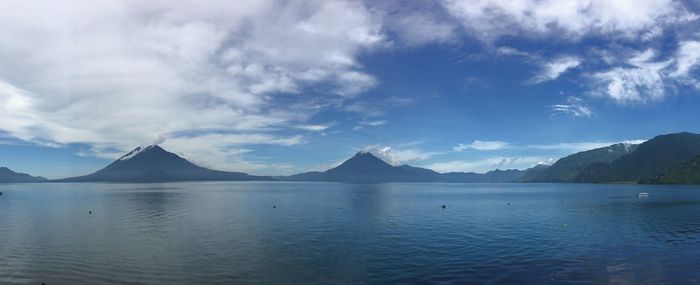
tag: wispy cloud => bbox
[360,120,387,127]
[671,40,700,78]
[161,133,303,174]
[453,139,647,153]
[295,124,331,132]
[353,120,387,131]
[443,0,696,42]
[531,57,582,84]
[390,13,456,46]
[588,42,700,104]
[550,97,593,118]
[453,140,509,151]
[495,46,532,57]
[429,138,648,173]
[590,49,671,104]
[342,96,414,119]
[362,144,438,166]
[425,156,551,173]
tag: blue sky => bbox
[1,0,700,178]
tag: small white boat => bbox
[637,192,649,198]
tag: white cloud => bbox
[425,156,546,173]
[161,133,303,174]
[368,1,457,47]
[496,46,532,57]
[588,41,700,104]
[295,124,330,132]
[671,40,700,78]
[362,145,436,166]
[342,102,386,117]
[0,0,385,172]
[390,13,456,46]
[353,120,387,130]
[360,120,387,127]
[550,96,593,118]
[441,1,699,104]
[453,140,509,151]
[590,49,672,104]
[532,57,581,83]
[443,0,696,42]
[429,138,647,173]
[451,139,647,154]
[341,96,414,119]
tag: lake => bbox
[1,182,700,284]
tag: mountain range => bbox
[520,143,638,183]
[283,151,537,183]
[0,167,47,183]
[3,132,700,184]
[574,132,700,183]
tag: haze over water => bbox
[1,182,700,284]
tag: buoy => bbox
[0,191,3,196]
[273,205,276,209]
[507,202,510,205]
[441,205,446,209]
[89,211,92,214]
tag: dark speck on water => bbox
[1,182,700,284]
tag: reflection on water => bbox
[1,182,700,284]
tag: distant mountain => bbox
[30,131,700,185]
[575,132,700,183]
[0,167,47,183]
[441,169,530,183]
[521,143,638,183]
[284,152,440,183]
[283,152,532,183]
[520,164,549,179]
[58,145,271,182]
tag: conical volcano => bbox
[60,145,271,182]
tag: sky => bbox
[1,0,700,179]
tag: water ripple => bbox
[1,182,700,284]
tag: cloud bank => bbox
[443,0,696,42]
[0,0,384,172]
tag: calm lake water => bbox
[1,182,700,284]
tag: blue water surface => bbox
[1,182,699,284]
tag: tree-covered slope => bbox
[647,156,700,184]
[575,133,700,183]
[521,143,637,182]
